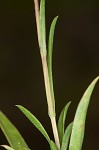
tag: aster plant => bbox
[0,0,99,150]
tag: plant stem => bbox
[33,0,41,49]
[41,54,60,149]
[33,0,60,149]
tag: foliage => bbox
[0,0,98,150]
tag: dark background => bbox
[0,0,99,149]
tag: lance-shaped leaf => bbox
[58,102,71,145]
[48,16,58,115]
[16,105,50,144]
[69,76,99,150]
[50,140,58,150]
[1,145,15,150]
[61,122,73,150]
[40,0,46,54]
[0,111,29,150]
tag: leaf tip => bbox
[94,76,99,82]
[15,105,21,108]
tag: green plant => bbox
[0,0,99,150]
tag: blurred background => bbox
[0,0,99,149]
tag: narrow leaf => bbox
[69,76,99,150]
[40,0,46,54]
[48,16,58,115]
[16,105,50,144]
[61,122,73,150]
[58,101,71,145]
[50,140,58,150]
[1,145,15,150]
[48,16,58,68]
[0,111,29,150]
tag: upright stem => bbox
[34,0,41,49]
[33,0,60,149]
[41,54,60,149]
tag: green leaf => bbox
[1,145,15,150]
[0,111,29,150]
[69,76,99,150]
[40,0,46,54]
[61,122,73,150]
[50,140,58,150]
[48,16,58,66]
[16,105,50,144]
[58,101,71,145]
[48,16,58,115]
